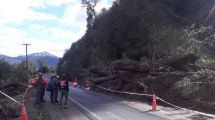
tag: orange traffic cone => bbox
[21,104,28,120]
[152,94,157,111]
[73,77,78,87]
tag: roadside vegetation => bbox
[0,59,52,119]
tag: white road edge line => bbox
[68,96,103,120]
[158,109,190,120]
[90,82,215,118]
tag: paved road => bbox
[68,87,168,120]
[43,74,215,120]
[43,85,215,120]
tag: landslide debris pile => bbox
[0,83,51,120]
[85,53,215,114]
[0,83,24,120]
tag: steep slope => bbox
[58,0,215,78]
[58,0,215,113]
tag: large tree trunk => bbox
[112,60,152,73]
[93,74,120,85]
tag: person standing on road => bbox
[35,73,43,105]
[41,78,47,102]
[59,75,69,108]
[49,75,59,104]
[29,75,36,88]
[49,76,54,103]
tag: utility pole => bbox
[22,43,31,82]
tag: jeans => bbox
[53,89,58,103]
[40,88,45,102]
[59,90,68,107]
[50,89,58,103]
[35,89,42,104]
[50,89,53,102]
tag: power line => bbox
[22,43,31,82]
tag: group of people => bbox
[48,75,69,108]
[30,73,69,108]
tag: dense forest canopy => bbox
[57,0,215,79]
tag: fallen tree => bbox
[88,54,201,86]
[92,74,120,85]
[89,67,110,77]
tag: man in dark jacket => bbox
[59,76,69,108]
[49,75,59,103]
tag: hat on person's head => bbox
[38,72,42,76]
[51,74,57,79]
[61,74,66,79]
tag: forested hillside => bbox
[58,0,215,113]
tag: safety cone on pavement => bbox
[73,77,78,87]
[152,94,157,111]
[21,104,28,120]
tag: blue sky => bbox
[0,0,114,57]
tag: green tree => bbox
[0,59,12,82]
[38,60,49,73]
[12,61,28,83]
[58,0,215,78]
[82,0,99,30]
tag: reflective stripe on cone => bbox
[21,104,28,120]
[152,94,157,111]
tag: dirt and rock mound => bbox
[84,53,215,114]
[0,83,51,120]
[0,83,24,120]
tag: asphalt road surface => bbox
[68,87,168,120]
[43,75,215,120]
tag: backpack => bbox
[59,80,67,90]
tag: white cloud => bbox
[95,0,112,13]
[0,33,70,57]
[0,0,114,57]
[0,0,57,26]
[0,26,68,57]
[0,27,27,37]
[60,2,87,25]
[28,23,45,31]
[27,38,70,57]
[59,0,112,41]
[43,0,79,7]
[0,35,27,56]
[49,28,74,40]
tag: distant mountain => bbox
[0,54,22,64]
[0,51,60,68]
[29,51,58,58]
